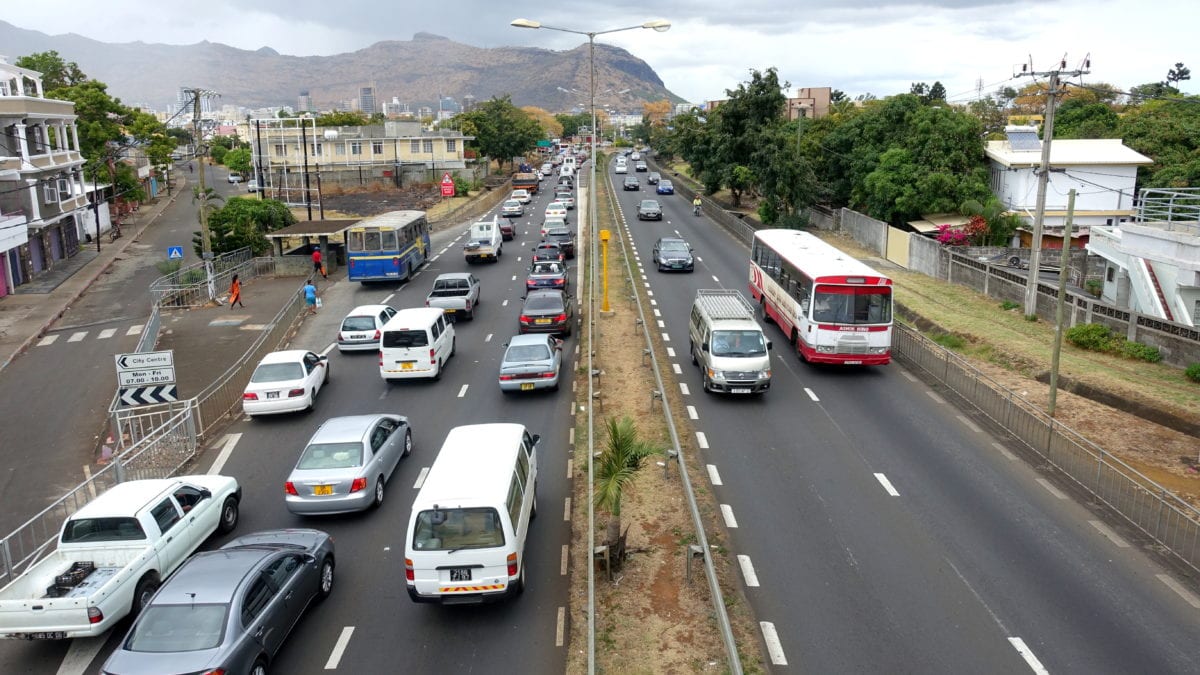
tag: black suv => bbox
[623,176,640,191]
[543,227,576,259]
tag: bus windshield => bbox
[811,286,892,325]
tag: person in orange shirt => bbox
[229,274,245,309]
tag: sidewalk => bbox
[0,179,188,375]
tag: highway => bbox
[608,156,1200,673]
[0,171,575,674]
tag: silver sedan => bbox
[499,334,563,393]
[285,414,412,515]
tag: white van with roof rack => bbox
[688,289,772,394]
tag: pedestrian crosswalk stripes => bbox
[37,324,144,347]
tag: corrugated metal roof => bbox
[907,214,971,234]
[986,138,1153,167]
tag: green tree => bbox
[960,196,1021,246]
[112,162,145,204]
[315,110,368,126]
[191,187,225,255]
[555,112,590,138]
[1167,62,1191,87]
[754,121,820,225]
[210,144,229,165]
[166,128,193,146]
[126,108,175,169]
[1130,81,1178,100]
[197,197,295,256]
[1053,99,1120,139]
[13,50,87,93]
[594,416,657,549]
[224,148,252,176]
[55,79,126,164]
[459,96,542,171]
[1118,95,1200,187]
[710,67,789,206]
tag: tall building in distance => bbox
[177,86,213,114]
[358,85,377,116]
[462,94,477,113]
[297,90,313,113]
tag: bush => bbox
[931,333,966,350]
[452,174,472,195]
[1118,341,1162,363]
[1186,364,1200,383]
[1065,323,1116,352]
[999,300,1020,311]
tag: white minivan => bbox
[688,289,772,394]
[405,423,539,604]
[379,308,456,381]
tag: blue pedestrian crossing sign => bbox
[167,246,184,260]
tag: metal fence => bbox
[148,247,254,309]
[894,324,1200,573]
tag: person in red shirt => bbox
[311,246,326,279]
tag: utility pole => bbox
[1018,57,1088,317]
[1048,189,1076,417]
[185,87,220,257]
[300,118,313,220]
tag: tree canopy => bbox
[315,110,369,127]
[457,96,542,170]
[196,197,295,256]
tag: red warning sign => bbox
[440,172,455,197]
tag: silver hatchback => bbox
[285,414,412,515]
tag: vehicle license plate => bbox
[401,362,414,370]
[521,383,535,391]
[731,388,752,394]
[266,391,279,399]
[313,485,333,496]
[352,334,369,340]
[845,360,863,365]
[535,318,551,325]
[27,632,67,640]
[450,568,472,582]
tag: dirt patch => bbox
[565,162,765,674]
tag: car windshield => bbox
[710,330,767,357]
[526,294,564,311]
[297,442,364,470]
[811,287,893,325]
[127,604,228,653]
[251,362,303,382]
[504,200,519,208]
[412,507,505,551]
[382,330,428,348]
[505,344,552,362]
[640,201,658,209]
[660,181,673,188]
[341,316,375,332]
[660,241,688,253]
[61,517,146,543]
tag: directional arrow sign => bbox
[118,367,177,388]
[115,350,174,372]
[119,385,179,407]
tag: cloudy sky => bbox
[5,0,1197,104]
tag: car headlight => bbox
[758,370,772,379]
[816,345,835,353]
[870,347,888,354]
[707,368,726,382]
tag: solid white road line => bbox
[804,387,819,401]
[760,622,788,665]
[687,405,698,420]
[457,384,469,397]
[208,433,242,475]
[706,464,722,485]
[993,442,1018,461]
[1007,637,1049,675]
[319,342,336,357]
[1035,478,1067,500]
[737,555,760,587]
[38,335,59,346]
[324,626,355,669]
[382,293,395,304]
[926,391,946,404]
[563,497,571,521]
[1158,573,1200,608]
[672,363,682,374]
[1089,520,1130,548]
[97,328,116,339]
[56,635,107,675]
[68,331,87,342]
[721,504,738,528]
[413,467,430,489]
[556,606,567,647]
[874,472,901,497]
[561,545,569,575]
[126,325,143,335]
[696,432,709,449]
[957,415,983,433]
[680,383,690,395]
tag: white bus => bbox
[749,229,893,365]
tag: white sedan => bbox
[243,350,330,416]
[544,202,568,222]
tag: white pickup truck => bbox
[0,475,241,640]
[463,216,503,263]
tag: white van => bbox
[405,423,539,604]
[379,307,456,381]
[559,164,574,179]
[688,289,772,394]
[561,154,577,172]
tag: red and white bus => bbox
[749,229,893,365]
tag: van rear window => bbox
[383,330,428,348]
[412,508,504,551]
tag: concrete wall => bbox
[839,208,887,255]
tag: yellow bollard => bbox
[600,229,611,313]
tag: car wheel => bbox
[218,496,240,534]
[514,564,526,595]
[403,431,412,457]
[690,340,699,365]
[318,557,335,600]
[307,389,317,412]
[372,475,386,509]
[250,658,268,675]
[323,364,330,384]
[132,576,159,616]
[450,337,456,357]
[702,371,714,394]
[531,482,538,519]
[432,360,442,381]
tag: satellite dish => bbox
[324,130,339,140]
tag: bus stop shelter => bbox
[264,218,361,269]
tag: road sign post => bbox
[440,172,456,197]
[115,351,178,406]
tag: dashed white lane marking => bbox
[38,335,59,346]
[1158,574,1200,608]
[650,299,658,306]
[874,472,900,497]
[680,383,690,395]
[647,290,654,296]
[97,328,116,339]
[511,275,517,281]
[1035,478,1067,500]
[900,369,918,382]
[666,347,674,357]
[555,607,567,647]
[657,320,665,328]
[721,504,738,528]
[711,275,720,283]
[382,293,395,304]
[687,405,698,420]
[502,299,509,306]
[561,545,569,575]
[568,428,576,446]
[672,363,682,374]
[926,391,946,404]
[68,331,87,342]
[563,497,571,521]
[485,333,493,342]
[993,442,1018,461]
[430,254,440,261]
[516,256,522,262]
[1007,637,1048,675]
[439,247,450,254]
[653,308,661,317]
[207,433,242,475]
[411,271,422,280]
[567,458,573,479]
[457,384,469,398]
[804,387,819,401]
[413,467,430,489]
[126,324,143,335]
[760,622,788,665]
[1089,520,1130,548]
[957,414,982,433]
[662,332,670,342]
[56,634,107,675]
[706,464,722,485]
[325,626,355,669]
[320,342,336,357]
[737,555,760,587]
[696,432,709,449]
[643,282,650,288]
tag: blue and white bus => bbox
[346,210,431,283]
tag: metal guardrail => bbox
[149,247,254,309]
[894,324,1200,573]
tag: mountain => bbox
[0,21,683,112]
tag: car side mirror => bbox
[199,488,212,500]
[531,434,541,445]
[766,340,774,351]
[701,342,709,352]
[304,554,318,565]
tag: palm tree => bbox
[595,416,658,551]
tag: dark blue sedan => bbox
[656,179,675,195]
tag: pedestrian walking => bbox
[188,162,193,173]
[229,274,245,309]
[311,246,327,279]
[304,280,319,315]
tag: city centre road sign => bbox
[116,351,177,405]
[118,367,177,388]
[440,172,455,197]
[115,351,174,372]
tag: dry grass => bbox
[565,166,765,674]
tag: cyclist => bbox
[692,196,702,216]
